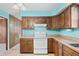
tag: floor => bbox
[0,44,54,56]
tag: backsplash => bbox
[22,28,79,38]
[22,29,59,36]
[59,28,79,38]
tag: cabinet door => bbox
[59,13,65,28]
[71,5,79,28]
[52,16,60,29]
[38,17,47,24]
[64,7,71,28]
[20,38,33,53]
[52,17,56,29]
[63,45,79,56]
[0,19,6,43]
[34,17,47,24]
[47,17,52,29]
[58,42,63,56]
[21,17,28,29]
[27,17,34,29]
[53,39,58,56]
[48,38,53,53]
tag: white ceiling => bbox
[23,3,60,11]
[0,3,61,11]
[0,3,67,19]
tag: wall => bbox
[0,10,9,19]
[21,11,52,17]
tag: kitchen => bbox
[0,3,79,56]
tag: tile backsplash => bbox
[22,29,59,36]
[22,28,79,38]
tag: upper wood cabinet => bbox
[21,17,28,29]
[34,17,47,24]
[52,16,60,29]
[64,7,71,28]
[47,17,52,29]
[22,17,51,29]
[59,12,65,28]
[70,4,79,28]
[60,4,79,28]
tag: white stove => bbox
[34,24,47,54]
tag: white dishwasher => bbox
[34,24,47,54]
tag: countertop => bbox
[21,35,79,53]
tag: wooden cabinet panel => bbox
[20,38,33,53]
[64,7,71,28]
[63,4,79,28]
[59,13,65,28]
[57,42,63,56]
[52,16,60,29]
[34,17,47,24]
[27,17,34,29]
[63,45,79,56]
[22,17,48,29]
[53,39,58,56]
[48,38,53,53]
[52,17,56,29]
[63,50,71,56]
[0,18,7,43]
[21,17,28,29]
[47,17,52,29]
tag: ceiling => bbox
[0,3,61,11]
[23,3,60,11]
[0,3,69,19]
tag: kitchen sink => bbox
[69,43,79,47]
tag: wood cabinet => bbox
[22,17,50,29]
[57,42,63,56]
[21,17,34,29]
[59,13,65,28]
[70,4,79,28]
[63,45,79,56]
[52,16,60,29]
[0,18,6,43]
[21,17,28,29]
[60,4,79,28]
[20,38,33,53]
[52,38,79,56]
[48,38,53,53]
[47,17,52,29]
[53,39,58,56]
[64,7,71,28]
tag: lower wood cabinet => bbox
[63,45,79,56]
[20,38,33,53]
[53,39,58,56]
[48,38,53,53]
[53,38,79,56]
[57,42,63,56]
